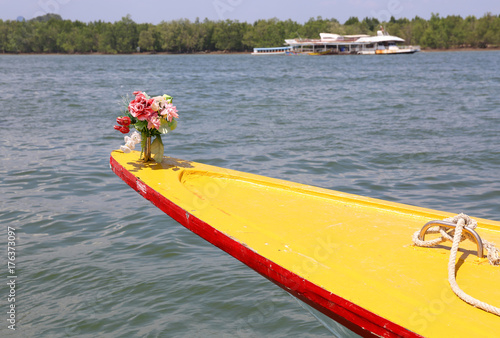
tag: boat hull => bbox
[251,51,288,55]
[375,48,419,55]
[358,48,419,55]
[110,150,500,337]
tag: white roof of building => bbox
[285,32,405,46]
[356,35,405,43]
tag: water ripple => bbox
[1,52,499,337]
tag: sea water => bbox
[1,51,499,337]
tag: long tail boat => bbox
[110,150,500,337]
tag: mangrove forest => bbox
[1,13,499,54]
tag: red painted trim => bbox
[110,155,423,338]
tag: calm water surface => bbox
[1,52,499,337]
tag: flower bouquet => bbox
[114,91,179,163]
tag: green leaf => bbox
[134,120,148,132]
[158,119,177,134]
[151,136,164,163]
[168,119,177,131]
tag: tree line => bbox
[0,12,499,54]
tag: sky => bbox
[0,0,499,24]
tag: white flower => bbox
[120,131,141,153]
[131,131,141,144]
[125,141,135,150]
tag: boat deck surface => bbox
[111,150,500,337]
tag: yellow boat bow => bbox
[110,150,500,337]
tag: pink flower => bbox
[123,92,178,132]
[160,103,179,122]
[147,115,161,130]
[128,93,154,121]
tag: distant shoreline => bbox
[1,47,499,56]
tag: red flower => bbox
[121,116,131,126]
[116,116,131,126]
[114,124,129,133]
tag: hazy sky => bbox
[1,0,499,24]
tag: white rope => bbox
[412,213,500,316]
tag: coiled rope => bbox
[412,213,500,316]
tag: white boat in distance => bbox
[252,28,420,55]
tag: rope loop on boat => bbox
[412,213,500,317]
[412,214,477,248]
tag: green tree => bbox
[300,17,331,38]
[344,16,359,25]
[484,14,500,45]
[343,16,368,34]
[0,20,7,52]
[463,15,478,47]
[325,19,345,35]
[279,19,302,39]
[30,13,63,22]
[243,18,284,48]
[179,18,207,52]
[442,15,466,47]
[409,16,428,46]
[361,17,380,32]
[96,21,117,53]
[476,13,500,47]
[114,15,138,53]
[7,21,34,52]
[158,20,182,52]
[420,13,448,48]
[212,20,250,51]
[138,25,156,52]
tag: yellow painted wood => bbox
[112,150,500,337]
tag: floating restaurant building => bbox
[252,29,420,55]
